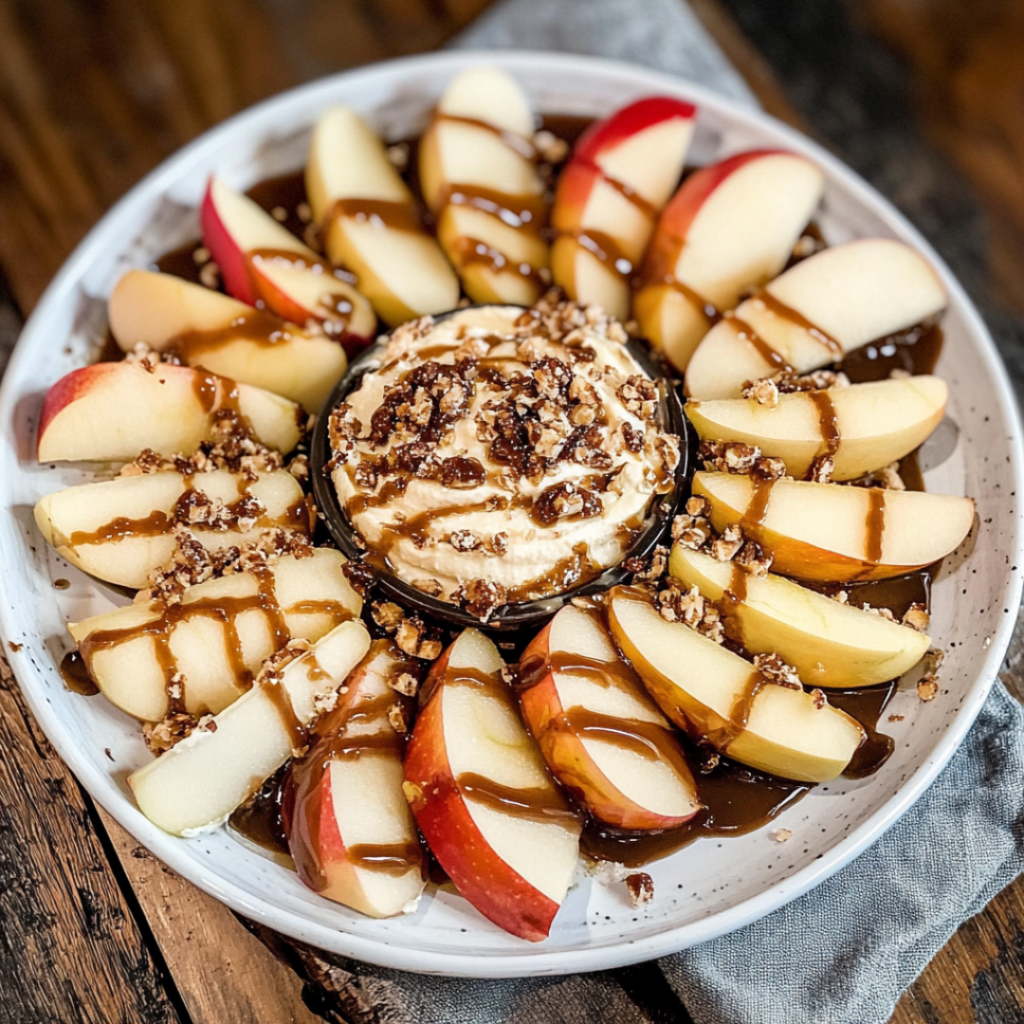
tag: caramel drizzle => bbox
[78,565,298,717]
[756,290,843,359]
[456,772,579,826]
[656,275,721,324]
[808,389,841,462]
[598,173,658,219]
[726,313,794,373]
[865,489,886,566]
[452,235,545,286]
[438,183,546,235]
[346,842,423,876]
[331,197,424,235]
[562,228,635,279]
[740,477,776,535]
[435,112,538,161]
[66,483,304,548]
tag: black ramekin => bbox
[310,307,693,632]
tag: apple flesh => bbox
[685,239,949,400]
[34,468,307,589]
[306,106,460,326]
[284,640,424,918]
[403,628,581,942]
[669,545,930,687]
[551,96,696,320]
[635,150,825,371]
[606,588,864,782]
[518,603,700,830]
[37,361,302,462]
[685,375,948,480]
[693,470,976,582]
[199,176,375,354]
[129,619,371,836]
[68,549,362,721]
[419,67,548,305]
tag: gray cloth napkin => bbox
[306,3,1024,1022]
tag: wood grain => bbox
[0,650,184,1024]
[98,808,323,1024]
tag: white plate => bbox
[1,51,1022,978]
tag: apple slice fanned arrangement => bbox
[31,66,979,945]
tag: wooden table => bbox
[1,1,1023,1021]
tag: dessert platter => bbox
[0,52,1021,976]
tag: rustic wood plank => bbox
[0,650,186,1024]
[97,808,324,1024]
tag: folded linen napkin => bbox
[270,3,1024,1022]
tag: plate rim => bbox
[1,48,1022,978]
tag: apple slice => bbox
[37,361,302,462]
[67,549,362,721]
[306,106,460,326]
[685,239,948,400]
[419,67,548,305]
[685,375,948,480]
[200,176,375,354]
[693,470,975,582]
[551,97,696,320]
[518,603,700,830]
[606,588,864,782]
[284,640,425,918]
[109,268,350,411]
[635,150,825,371]
[669,545,930,687]
[403,628,581,942]
[34,468,308,589]
[129,619,371,836]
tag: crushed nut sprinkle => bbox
[371,601,405,633]
[387,703,409,734]
[917,676,939,702]
[752,653,803,690]
[390,672,420,697]
[625,872,655,906]
[395,617,443,660]
[903,603,930,632]
[143,712,198,754]
[770,828,793,843]
[848,462,906,491]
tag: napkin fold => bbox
[289,3,1024,1022]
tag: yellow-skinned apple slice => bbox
[685,375,948,480]
[551,97,696,320]
[34,468,308,589]
[108,268,349,411]
[37,361,302,462]
[635,150,824,371]
[67,549,361,721]
[306,106,459,326]
[669,545,930,687]
[419,67,548,305]
[685,239,948,399]
[693,470,975,582]
[606,587,864,782]
[403,628,581,942]
[129,619,371,836]
[199,176,375,355]
[517,603,700,830]
[284,641,425,918]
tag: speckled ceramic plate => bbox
[1,51,1021,978]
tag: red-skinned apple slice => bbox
[685,375,948,480]
[517,603,700,830]
[129,619,371,836]
[67,549,361,720]
[306,106,460,326]
[551,97,696,320]
[199,176,375,355]
[37,361,302,462]
[685,239,948,400]
[108,269,350,411]
[403,628,581,942]
[693,470,975,582]
[34,467,308,589]
[419,67,549,305]
[636,150,825,371]
[284,640,425,918]
[669,545,930,687]
[606,587,865,782]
